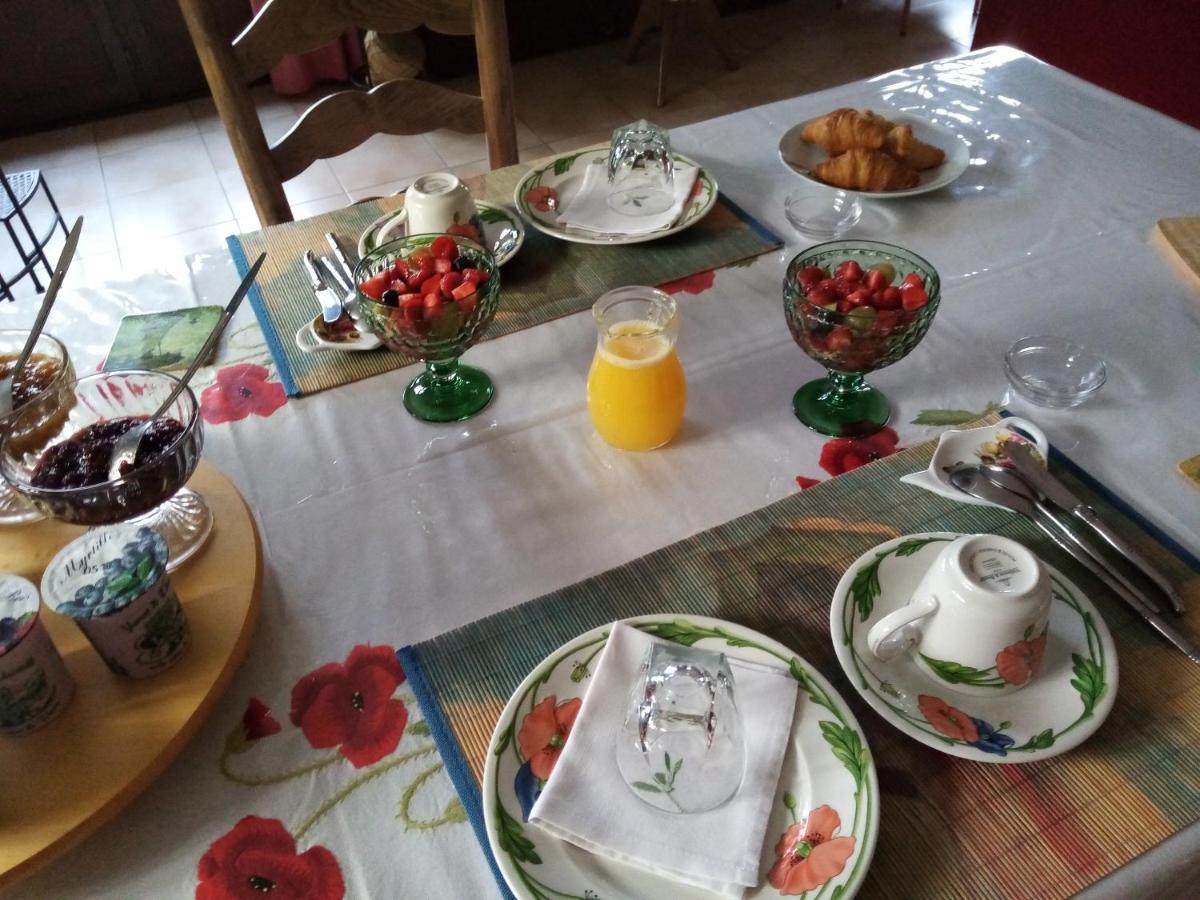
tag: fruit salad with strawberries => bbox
[783,244,940,373]
[354,234,499,355]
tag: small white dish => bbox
[831,533,1117,763]
[294,314,382,353]
[778,112,970,199]
[784,187,862,237]
[899,417,1049,508]
[358,200,525,266]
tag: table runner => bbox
[399,423,1200,900]
[230,163,781,398]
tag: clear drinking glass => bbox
[586,286,686,451]
[617,642,746,814]
[606,120,676,216]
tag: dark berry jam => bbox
[31,416,186,489]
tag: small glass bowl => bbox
[1004,336,1107,408]
[784,188,863,238]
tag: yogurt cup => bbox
[41,526,189,678]
[0,574,75,734]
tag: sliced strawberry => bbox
[827,326,854,351]
[422,275,442,295]
[456,294,477,317]
[876,286,903,310]
[439,272,463,297]
[409,248,434,266]
[461,267,483,286]
[434,257,454,274]
[431,235,458,260]
[451,281,476,301]
[836,260,864,281]
[902,272,924,290]
[359,271,391,300]
[423,294,444,319]
[901,286,929,310]
[391,258,410,278]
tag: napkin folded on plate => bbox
[557,159,700,236]
[529,622,798,898]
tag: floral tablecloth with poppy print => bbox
[2,47,1200,899]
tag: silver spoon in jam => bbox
[0,216,82,417]
[105,252,265,480]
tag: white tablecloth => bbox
[2,48,1198,899]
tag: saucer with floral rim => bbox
[830,532,1117,763]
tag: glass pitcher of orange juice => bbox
[587,287,686,450]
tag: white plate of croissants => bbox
[778,107,970,198]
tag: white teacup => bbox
[867,535,1051,696]
[391,172,479,237]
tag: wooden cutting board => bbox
[1155,216,1200,292]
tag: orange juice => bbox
[587,320,686,450]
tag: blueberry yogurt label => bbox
[0,574,75,734]
[41,527,189,679]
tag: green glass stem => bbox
[403,357,494,423]
[792,369,891,437]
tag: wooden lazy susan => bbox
[0,461,262,887]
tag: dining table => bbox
[1,46,1198,899]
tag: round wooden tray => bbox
[0,461,261,887]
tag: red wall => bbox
[972,0,1200,130]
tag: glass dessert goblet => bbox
[0,330,75,525]
[0,371,208,570]
[783,240,941,437]
[354,233,500,423]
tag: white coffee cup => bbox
[867,535,1051,696]
[389,172,478,237]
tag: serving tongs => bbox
[1001,441,1184,615]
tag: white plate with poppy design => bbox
[482,615,879,900]
[513,148,719,246]
[830,533,1118,763]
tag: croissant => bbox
[814,149,920,192]
[884,124,946,170]
[800,108,892,154]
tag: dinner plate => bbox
[778,113,970,199]
[830,533,1118,763]
[483,614,879,899]
[513,147,719,245]
[357,200,525,265]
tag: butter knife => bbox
[303,251,343,323]
[325,232,357,290]
[1003,441,1185,615]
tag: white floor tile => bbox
[326,133,445,193]
[290,195,353,222]
[38,203,118,260]
[424,119,543,167]
[101,136,217,199]
[120,222,240,274]
[94,104,200,157]
[38,159,109,211]
[109,174,234,246]
[200,118,297,172]
[346,179,415,203]
[189,85,300,133]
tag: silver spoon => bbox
[0,216,84,417]
[948,463,1200,664]
[106,252,266,480]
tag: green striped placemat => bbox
[401,420,1200,899]
[230,163,781,397]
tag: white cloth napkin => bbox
[529,622,798,898]
[557,159,700,235]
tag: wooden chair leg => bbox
[627,0,663,64]
[693,0,738,71]
[475,0,519,169]
[900,0,912,35]
[657,0,678,107]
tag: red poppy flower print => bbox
[446,222,481,243]
[524,185,559,213]
[996,633,1047,686]
[795,476,821,490]
[918,693,979,742]
[818,426,901,476]
[200,363,286,425]
[767,805,856,894]
[659,269,715,295]
[196,816,344,900]
[517,695,582,780]
[242,697,281,742]
[290,645,408,768]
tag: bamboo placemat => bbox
[229,164,781,397]
[400,422,1200,899]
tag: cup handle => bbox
[1002,417,1048,455]
[376,208,408,247]
[867,595,939,661]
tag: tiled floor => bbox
[0,0,973,300]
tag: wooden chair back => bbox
[176,0,518,226]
